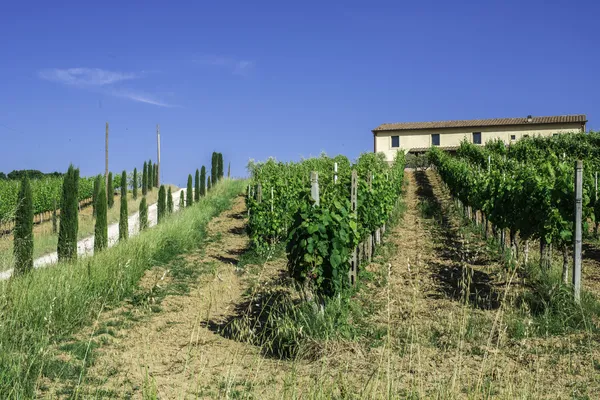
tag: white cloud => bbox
[38,68,138,86]
[38,67,175,107]
[107,88,176,108]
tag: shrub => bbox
[94,180,108,251]
[195,169,200,202]
[14,176,33,275]
[186,175,193,207]
[107,172,114,208]
[57,165,79,262]
[200,166,206,196]
[139,196,148,231]
[158,185,166,223]
[167,186,173,213]
[132,167,138,200]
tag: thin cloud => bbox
[194,55,255,75]
[38,67,175,107]
[38,68,138,86]
[107,88,176,108]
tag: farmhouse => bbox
[372,114,587,162]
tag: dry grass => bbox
[38,173,600,399]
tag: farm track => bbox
[42,172,600,398]
[0,189,186,280]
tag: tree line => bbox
[12,152,227,275]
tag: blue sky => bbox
[1,0,598,186]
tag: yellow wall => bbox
[374,123,584,162]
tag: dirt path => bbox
[0,189,186,280]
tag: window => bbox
[391,136,400,148]
[472,132,481,144]
[510,134,516,140]
[431,134,440,146]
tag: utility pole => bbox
[157,124,161,187]
[105,122,109,199]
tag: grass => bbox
[0,186,176,272]
[0,179,246,398]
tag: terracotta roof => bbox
[373,114,587,132]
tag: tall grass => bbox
[0,179,246,398]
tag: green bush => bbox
[94,180,108,251]
[14,176,33,275]
[57,165,79,262]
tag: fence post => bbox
[271,187,274,213]
[573,160,583,304]
[310,171,319,206]
[334,162,338,184]
[348,170,358,285]
[256,183,262,204]
[488,155,491,173]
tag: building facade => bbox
[372,114,587,162]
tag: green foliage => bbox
[107,172,114,209]
[200,166,206,196]
[195,169,200,202]
[57,165,79,262]
[247,152,405,297]
[0,175,94,222]
[92,175,100,217]
[120,170,127,198]
[147,159,153,191]
[142,162,148,196]
[94,180,108,251]
[179,190,184,210]
[13,176,34,275]
[211,152,217,185]
[158,185,167,223]
[167,187,173,213]
[207,176,212,191]
[139,197,148,231]
[218,153,224,181]
[227,161,231,178]
[119,190,128,241]
[287,197,359,297]
[186,175,193,207]
[5,170,62,180]
[132,168,138,200]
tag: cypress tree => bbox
[107,172,114,208]
[119,192,128,241]
[211,152,217,186]
[200,166,206,197]
[167,186,173,213]
[207,176,212,191]
[227,161,231,178]
[14,176,33,275]
[186,175,193,207]
[133,168,138,200]
[194,169,200,202]
[139,197,148,231]
[52,199,58,233]
[158,185,166,223]
[218,153,224,181]
[94,180,108,252]
[120,170,127,198]
[179,190,184,209]
[142,162,148,196]
[92,174,100,217]
[148,159,153,191]
[154,164,159,187]
[58,165,79,262]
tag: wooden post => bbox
[573,160,583,303]
[105,122,109,199]
[334,162,338,184]
[310,171,319,206]
[156,124,161,187]
[488,155,491,173]
[256,183,262,203]
[348,170,358,285]
[271,187,274,213]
